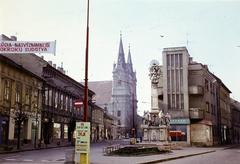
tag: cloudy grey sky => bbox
[1,0,240,115]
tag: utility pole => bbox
[84,0,90,122]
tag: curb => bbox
[0,145,73,155]
[138,150,216,164]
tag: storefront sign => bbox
[75,122,90,153]
[0,41,56,54]
[170,118,190,125]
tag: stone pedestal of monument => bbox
[142,125,168,144]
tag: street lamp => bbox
[83,0,90,122]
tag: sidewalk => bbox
[90,144,237,164]
[0,141,72,154]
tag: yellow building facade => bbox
[0,55,43,148]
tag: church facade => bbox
[108,36,137,138]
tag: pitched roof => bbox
[0,54,44,81]
[117,36,126,69]
[88,81,112,107]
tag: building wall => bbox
[0,56,43,146]
[191,123,213,146]
[220,85,231,144]
[161,47,191,144]
[162,47,190,118]
[91,107,104,142]
[231,100,240,144]
[156,46,232,146]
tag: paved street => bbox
[0,142,239,164]
[0,140,128,164]
[160,145,240,164]
[0,147,66,163]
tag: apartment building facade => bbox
[0,54,43,148]
[156,47,232,146]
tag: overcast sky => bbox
[1,0,240,115]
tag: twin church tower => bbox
[109,35,137,137]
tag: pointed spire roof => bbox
[127,43,132,65]
[127,43,133,73]
[117,33,126,69]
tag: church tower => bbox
[110,34,137,138]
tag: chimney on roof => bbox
[53,64,56,68]
[41,56,44,59]
[57,66,64,74]
[204,65,208,70]
[48,61,52,66]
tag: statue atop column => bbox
[149,60,161,85]
[141,59,171,143]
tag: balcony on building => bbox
[189,85,203,95]
[189,108,204,119]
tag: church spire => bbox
[127,43,132,65]
[127,43,133,73]
[117,32,126,69]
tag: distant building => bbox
[88,81,118,140]
[91,104,104,142]
[153,46,232,146]
[109,35,137,138]
[88,36,138,138]
[231,99,240,144]
[88,81,112,110]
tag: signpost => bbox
[75,122,90,164]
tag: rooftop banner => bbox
[0,41,56,55]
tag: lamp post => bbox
[83,0,90,122]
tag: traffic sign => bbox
[74,99,83,107]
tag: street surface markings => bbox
[4,158,16,160]
[23,159,34,162]
[41,159,51,162]
[56,158,65,161]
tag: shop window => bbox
[53,123,61,139]
[169,125,187,141]
[64,124,68,139]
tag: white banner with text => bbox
[0,41,56,54]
